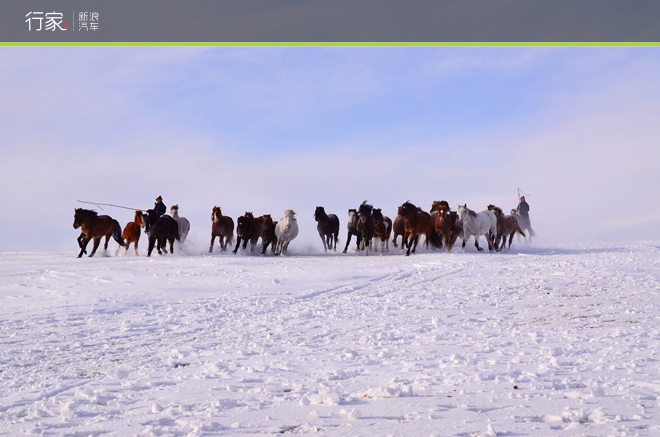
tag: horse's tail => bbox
[516,223,526,237]
[174,220,181,241]
[112,220,125,247]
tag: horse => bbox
[400,202,432,256]
[260,214,278,255]
[391,206,407,250]
[372,208,392,253]
[314,206,340,253]
[275,210,299,256]
[210,206,234,253]
[73,208,125,258]
[116,210,143,256]
[456,204,497,252]
[144,209,180,256]
[510,209,536,243]
[434,204,463,252]
[170,205,190,243]
[233,212,257,254]
[343,209,362,253]
[428,201,450,249]
[488,205,525,251]
[356,201,375,255]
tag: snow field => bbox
[1,242,660,436]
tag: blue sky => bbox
[1,47,659,252]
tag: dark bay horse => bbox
[117,210,143,256]
[356,201,375,255]
[210,206,234,253]
[434,204,462,252]
[429,201,450,249]
[400,201,432,256]
[342,209,362,253]
[488,205,525,250]
[391,206,406,250]
[233,212,257,254]
[73,208,125,258]
[314,206,340,253]
[260,214,278,255]
[372,208,392,253]
[144,209,180,256]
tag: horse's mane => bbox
[431,200,450,212]
[77,208,98,218]
[488,205,504,216]
[459,204,478,218]
[359,201,373,215]
[171,204,179,210]
[372,208,383,219]
[284,209,296,217]
[244,212,254,218]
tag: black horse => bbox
[233,212,257,254]
[343,208,362,253]
[144,209,180,256]
[356,201,375,255]
[260,214,278,255]
[314,206,340,252]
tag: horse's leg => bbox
[475,235,484,252]
[77,236,90,258]
[320,233,328,253]
[89,237,102,257]
[405,233,413,256]
[343,232,352,254]
[134,240,139,256]
[209,234,216,253]
[232,236,242,254]
[169,237,175,254]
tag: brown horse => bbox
[434,204,462,252]
[210,206,234,253]
[391,206,407,250]
[117,210,143,256]
[428,201,450,249]
[372,208,392,253]
[73,208,125,258]
[400,201,432,256]
[489,205,525,250]
[260,214,278,255]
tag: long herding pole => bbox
[77,200,146,211]
[517,188,531,200]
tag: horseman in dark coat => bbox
[517,196,530,219]
[154,196,167,216]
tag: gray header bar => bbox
[3,0,660,43]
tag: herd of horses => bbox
[72,200,535,258]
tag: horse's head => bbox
[372,208,383,224]
[397,205,404,218]
[457,204,467,220]
[73,208,83,229]
[314,206,326,222]
[212,206,222,222]
[358,202,373,221]
[348,209,358,225]
[135,210,145,227]
[401,201,417,218]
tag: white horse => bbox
[170,205,190,243]
[457,204,497,252]
[275,210,299,256]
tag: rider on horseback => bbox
[517,196,530,220]
[155,196,167,216]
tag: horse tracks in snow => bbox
[1,242,660,436]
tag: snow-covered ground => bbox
[2,241,660,436]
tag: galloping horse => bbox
[314,206,340,253]
[372,208,392,253]
[434,204,462,252]
[400,201,432,256]
[391,206,406,250]
[356,201,375,255]
[144,209,180,256]
[510,209,536,243]
[117,210,143,256]
[210,206,234,253]
[343,209,362,253]
[170,205,190,243]
[275,210,299,256]
[428,201,450,249]
[233,212,257,254]
[260,214,278,255]
[457,204,497,252]
[487,205,525,250]
[73,208,125,258]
